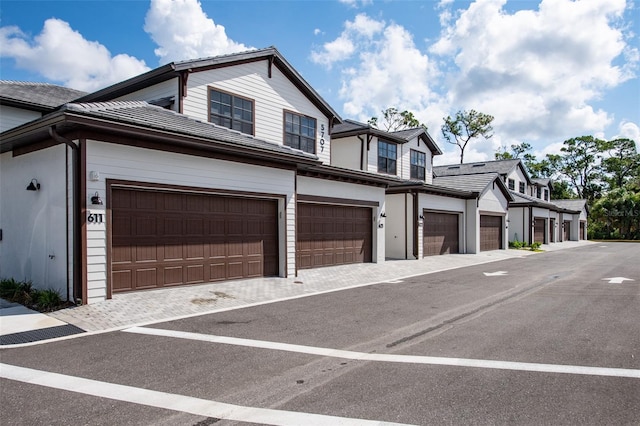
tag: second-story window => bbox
[508,179,515,190]
[519,182,525,194]
[284,111,316,154]
[209,88,254,135]
[544,189,549,201]
[536,187,542,198]
[378,141,397,175]
[410,150,426,180]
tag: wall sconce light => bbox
[380,212,386,218]
[419,214,424,220]
[91,191,103,205]
[26,179,41,191]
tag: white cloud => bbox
[431,0,638,145]
[310,14,385,68]
[338,0,373,8]
[616,120,640,146]
[0,19,149,91]
[144,0,252,63]
[312,14,440,133]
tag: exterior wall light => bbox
[91,192,103,205]
[26,179,41,191]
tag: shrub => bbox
[530,242,542,251]
[1,278,67,312]
[33,289,63,312]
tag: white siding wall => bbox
[508,207,528,243]
[507,168,529,195]
[331,136,363,170]
[114,78,179,111]
[0,146,70,298]
[479,186,510,215]
[182,62,331,164]
[399,137,433,184]
[385,193,408,259]
[296,176,385,263]
[85,141,296,304]
[0,105,41,132]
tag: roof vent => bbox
[472,164,486,167]
[448,166,460,169]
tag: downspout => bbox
[412,191,419,259]
[49,126,80,303]
[357,135,365,171]
[528,205,533,245]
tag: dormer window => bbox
[544,189,549,201]
[536,187,542,198]
[378,140,397,175]
[519,182,525,194]
[508,179,515,190]
[284,111,316,154]
[209,88,254,135]
[410,150,426,180]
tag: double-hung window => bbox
[519,182,525,194]
[536,187,542,198]
[544,189,549,201]
[410,150,426,180]
[284,111,316,154]
[378,141,397,175]
[508,179,515,190]
[209,88,254,135]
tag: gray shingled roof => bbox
[434,159,522,177]
[433,172,508,196]
[532,178,551,186]
[60,101,317,159]
[553,199,587,212]
[0,81,86,110]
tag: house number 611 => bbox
[87,213,104,224]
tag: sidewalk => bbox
[0,241,592,346]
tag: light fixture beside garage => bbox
[91,191,103,205]
[26,179,41,191]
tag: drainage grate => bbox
[0,324,85,345]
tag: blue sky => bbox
[1,0,639,164]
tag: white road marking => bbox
[124,327,640,380]
[483,271,508,276]
[602,277,634,284]
[0,363,412,426]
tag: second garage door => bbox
[480,215,502,251]
[297,203,372,269]
[534,217,546,244]
[423,212,459,256]
[111,188,278,293]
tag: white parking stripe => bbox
[124,327,640,379]
[1,363,412,426]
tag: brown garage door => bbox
[549,219,555,243]
[423,212,459,256]
[111,188,278,293]
[480,215,502,251]
[564,221,571,241]
[297,203,372,269]
[534,217,546,244]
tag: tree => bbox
[600,138,640,190]
[442,109,494,164]
[495,142,532,160]
[589,187,640,239]
[368,107,425,132]
[557,136,607,206]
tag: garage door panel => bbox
[534,218,545,244]
[296,203,372,269]
[424,212,459,256]
[111,188,278,293]
[480,215,502,251]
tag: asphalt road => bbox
[1,243,639,425]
